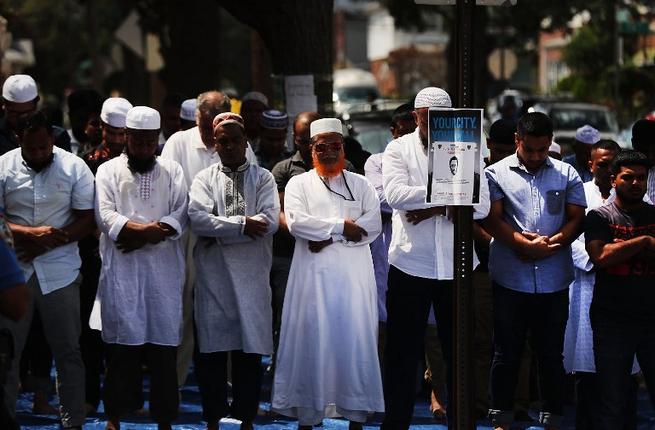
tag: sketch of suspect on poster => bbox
[426,108,483,205]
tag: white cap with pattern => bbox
[575,124,601,145]
[126,106,161,130]
[414,86,452,109]
[310,118,343,138]
[2,74,38,103]
[180,98,197,121]
[101,97,133,128]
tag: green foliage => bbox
[1,0,128,101]
[562,24,613,76]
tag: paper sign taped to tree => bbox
[426,108,483,205]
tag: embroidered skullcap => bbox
[575,125,600,145]
[549,141,561,154]
[180,99,197,121]
[242,91,268,106]
[2,74,38,103]
[260,109,289,130]
[213,112,244,130]
[126,106,160,130]
[310,118,343,138]
[100,97,133,128]
[414,87,452,109]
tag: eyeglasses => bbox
[313,142,342,152]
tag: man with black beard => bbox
[95,106,187,430]
[585,150,655,429]
[0,110,95,429]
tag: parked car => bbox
[531,102,620,154]
[333,68,381,115]
[340,102,404,155]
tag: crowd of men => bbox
[0,75,654,430]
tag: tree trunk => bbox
[138,0,223,98]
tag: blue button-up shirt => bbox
[0,147,95,294]
[562,153,593,183]
[485,154,586,293]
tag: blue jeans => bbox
[591,314,655,429]
[488,283,568,428]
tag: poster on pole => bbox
[426,108,483,205]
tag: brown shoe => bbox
[105,418,120,430]
[429,390,447,420]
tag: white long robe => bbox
[188,162,279,354]
[272,169,385,423]
[95,155,188,346]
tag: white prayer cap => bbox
[549,141,561,154]
[310,118,343,138]
[100,97,133,128]
[126,106,160,130]
[180,98,196,121]
[575,124,600,145]
[2,74,38,103]
[242,91,268,106]
[213,112,244,130]
[414,87,452,109]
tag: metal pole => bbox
[453,0,475,428]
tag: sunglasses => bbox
[313,142,342,152]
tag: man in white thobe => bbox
[188,112,279,430]
[272,118,384,429]
[160,91,256,388]
[95,106,187,430]
[564,140,641,428]
[381,87,489,430]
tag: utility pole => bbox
[414,1,516,428]
[452,0,476,427]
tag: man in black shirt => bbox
[585,150,655,429]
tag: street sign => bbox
[488,47,518,80]
[414,0,516,5]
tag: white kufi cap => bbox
[310,118,343,138]
[101,97,133,128]
[549,141,561,154]
[2,74,38,103]
[180,98,197,121]
[414,86,452,109]
[126,106,160,130]
[575,124,600,145]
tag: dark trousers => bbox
[592,315,655,429]
[0,329,18,430]
[19,309,53,393]
[195,350,263,424]
[103,343,178,424]
[381,265,453,430]
[79,236,104,408]
[489,283,568,427]
[575,371,638,430]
